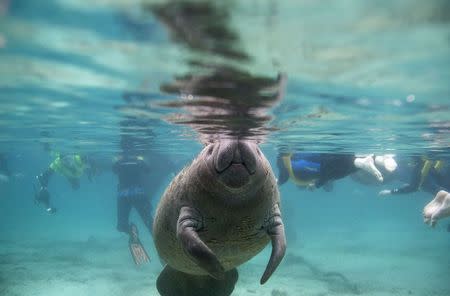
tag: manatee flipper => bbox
[177,206,225,279]
[260,204,286,284]
[157,265,238,296]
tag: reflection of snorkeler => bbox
[113,154,152,265]
[35,153,95,214]
[277,152,384,190]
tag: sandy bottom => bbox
[1,228,449,296]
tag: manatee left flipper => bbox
[260,203,286,284]
[177,206,225,279]
[157,265,238,296]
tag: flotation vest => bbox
[50,154,86,179]
[419,159,444,188]
[282,153,320,186]
[433,160,444,172]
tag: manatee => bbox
[153,138,286,296]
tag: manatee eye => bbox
[256,147,262,156]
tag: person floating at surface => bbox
[277,152,387,190]
[35,152,94,214]
[113,154,153,265]
[423,190,450,227]
[379,156,449,196]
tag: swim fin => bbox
[128,223,150,265]
[157,265,238,296]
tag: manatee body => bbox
[153,138,286,296]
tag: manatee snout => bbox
[214,139,258,187]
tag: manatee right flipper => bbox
[157,265,238,296]
[176,206,225,279]
[260,203,286,284]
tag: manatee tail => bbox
[157,265,238,296]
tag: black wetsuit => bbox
[277,153,357,188]
[113,157,153,234]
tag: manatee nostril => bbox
[214,139,235,173]
[239,141,257,174]
[214,139,259,175]
[232,147,242,163]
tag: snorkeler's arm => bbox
[37,167,54,188]
[390,162,422,194]
[390,183,418,194]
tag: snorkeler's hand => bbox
[306,183,316,191]
[378,189,392,196]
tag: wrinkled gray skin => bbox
[153,138,286,284]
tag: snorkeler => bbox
[379,157,449,196]
[423,190,450,227]
[277,152,387,190]
[113,154,152,265]
[34,152,94,214]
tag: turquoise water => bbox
[1,0,449,295]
